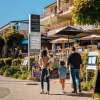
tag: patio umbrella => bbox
[80,34,100,40]
[50,37,74,44]
[80,34,100,45]
[56,26,83,47]
[57,26,83,36]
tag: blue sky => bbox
[0,0,55,27]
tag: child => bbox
[58,60,67,93]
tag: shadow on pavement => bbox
[66,92,92,97]
[0,87,10,99]
[25,83,39,85]
[50,92,92,97]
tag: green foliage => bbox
[30,56,35,65]
[81,70,97,91]
[7,34,24,48]
[0,59,5,68]
[13,71,22,79]
[3,66,20,77]
[4,58,12,66]
[0,57,37,80]
[0,65,10,75]
[72,0,100,24]
[12,58,22,66]
[0,63,30,80]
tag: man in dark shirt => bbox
[68,47,82,93]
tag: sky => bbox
[0,0,55,27]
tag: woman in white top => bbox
[39,49,50,94]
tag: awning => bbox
[22,39,28,44]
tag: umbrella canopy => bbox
[47,26,83,37]
[57,26,83,36]
[80,34,100,40]
[50,37,74,43]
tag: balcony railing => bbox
[45,20,73,32]
[41,3,71,19]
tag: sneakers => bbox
[72,90,77,94]
[40,90,44,94]
[46,91,50,95]
[72,89,82,94]
[79,89,82,93]
[40,91,50,95]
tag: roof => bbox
[0,20,29,31]
[44,2,56,9]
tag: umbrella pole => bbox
[68,35,70,56]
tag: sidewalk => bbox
[0,76,93,100]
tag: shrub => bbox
[0,58,31,80]
[82,72,97,91]
[0,65,10,75]
[3,66,21,77]
[4,58,12,66]
[0,59,5,68]
[19,67,29,80]
[13,71,22,79]
[3,68,12,77]
[12,58,22,66]
[82,82,92,91]
[20,72,29,80]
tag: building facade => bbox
[0,20,28,56]
[41,0,74,37]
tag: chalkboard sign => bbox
[30,14,40,32]
[94,69,100,94]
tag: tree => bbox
[7,34,24,57]
[72,0,100,25]
[0,37,5,57]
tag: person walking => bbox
[58,60,67,93]
[39,49,50,95]
[67,47,82,94]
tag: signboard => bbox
[29,33,41,52]
[87,52,98,70]
[30,14,40,32]
[28,14,41,70]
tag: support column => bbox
[52,43,55,54]
[57,0,60,13]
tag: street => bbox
[0,76,93,100]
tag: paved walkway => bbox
[0,76,93,100]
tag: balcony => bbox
[41,3,72,22]
[45,19,73,33]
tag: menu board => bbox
[88,56,97,65]
[87,52,98,70]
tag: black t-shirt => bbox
[68,52,82,69]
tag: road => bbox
[0,76,93,100]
